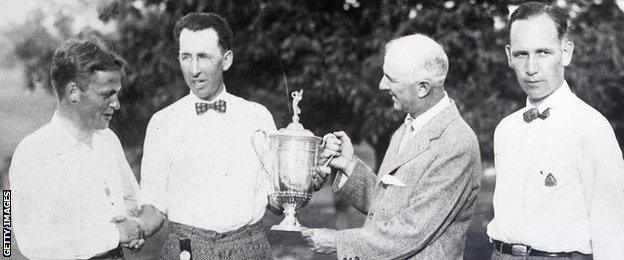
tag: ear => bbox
[561,40,574,67]
[416,81,431,98]
[66,82,81,103]
[222,50,233,71]
[505,45,512,67]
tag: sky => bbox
[0,0,115,34]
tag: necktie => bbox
[523,107,550,123]
[405,116,415,132]
[195,100,226,115]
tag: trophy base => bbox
[270,224,306,232]
[271,202,307,232]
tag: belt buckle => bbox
[511,244,530,256]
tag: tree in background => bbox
[95,0,514,166]
[567,0,624,144]
[9,0,624,169]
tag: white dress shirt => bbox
[138,88,277,233]
[487,81,624,259]
[10,111,139,259]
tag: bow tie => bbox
[523,107,550,122]
[195,100,226,115]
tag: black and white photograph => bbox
[1,0,623,259]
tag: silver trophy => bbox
[252,90,326,232]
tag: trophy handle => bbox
[319,133,336,167]
[251,129,273,177]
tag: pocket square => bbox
[380,174,406,187]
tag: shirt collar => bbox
[405,91,451,131]
[49,110,95,149]
[525,80,572,113]
[189,84,230,103]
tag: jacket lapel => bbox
[377,123,406,176]
[379,101,461,176]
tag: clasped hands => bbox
[111,214,147,252]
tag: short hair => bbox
[173,12,233,52]
[509,2,568,40]
[385,34,449,86]
[50,39,126,100]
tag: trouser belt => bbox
[493,240,592,258]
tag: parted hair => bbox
[173,12,233,53]
[509,1,569,40]
[50,39,126,100]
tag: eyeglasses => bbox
[178,53,213,68]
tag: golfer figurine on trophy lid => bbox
[252,90,330,232]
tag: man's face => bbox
[506,14,573,103]
[75,71,122,130]
[178,28,232,101]
[379,51,423,115]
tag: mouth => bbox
[191,79,207,88]
[102,112,113,121]
[388,92,397,101]
[525,79,542,84]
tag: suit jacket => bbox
[333,101,482,260]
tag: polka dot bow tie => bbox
[195,100,226,115]
[523,107,550,123]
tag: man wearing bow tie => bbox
[134,12,277,259]
[305,34,482,259]
[487,2,624,259]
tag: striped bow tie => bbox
[195,100,226,115]
[523,107,550,123]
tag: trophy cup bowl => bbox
[253,129,322,232]
[251,90,327,232]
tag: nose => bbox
[379,77,389,90]
[190,58,201,77]
[110,95,120,110]
[525,55,539,76]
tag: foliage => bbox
[567,0,624,145]
[9,0,624,166]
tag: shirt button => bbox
[368,213,374,219]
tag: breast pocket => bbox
[378,182,414,210]
[526,161,577,206]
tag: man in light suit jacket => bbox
[303,34,482,259]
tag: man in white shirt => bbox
[10,39,142,259]
[134,12,277,259]
[304,34,482,259]
[487,2,624,259]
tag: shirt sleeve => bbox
[138,113,170,214]
[580,116,624,259]
[108,131,140,215]
[10,141,120,259]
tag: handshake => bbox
[110,214,148,252]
